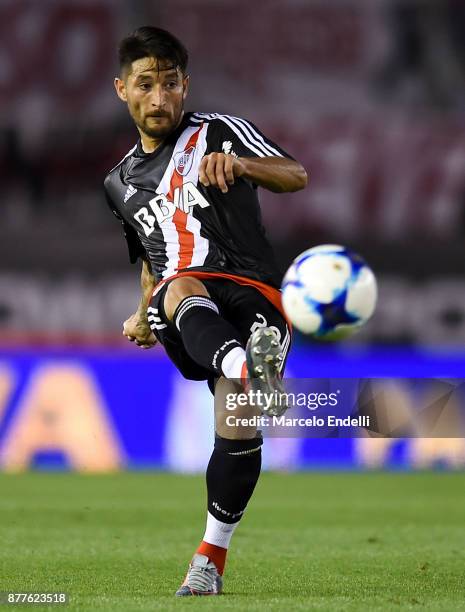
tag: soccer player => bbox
[104,26,307,596]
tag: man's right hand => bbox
[122,311,157,349]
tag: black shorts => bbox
[147,277,291,392]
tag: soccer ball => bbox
[281,245,377,340]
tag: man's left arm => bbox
[199,153,308,194]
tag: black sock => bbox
[206,435,262,524]
[173,295,243,376]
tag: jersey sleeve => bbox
[209,115,295,160]
[103,188,146,264]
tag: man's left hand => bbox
[199,153,246,194]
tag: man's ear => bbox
[114,77,127,102]
[182,75,190,101]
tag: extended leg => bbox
[162,277,286,404]
[163,277,248,380]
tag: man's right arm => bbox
[104,182,158,348]
[122,256,158,349]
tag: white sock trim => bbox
[174,296,219,331]
[221,346,246,379]
[203,512,240,549]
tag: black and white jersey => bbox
[104,111,293,288]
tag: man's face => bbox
[115,57,189,139]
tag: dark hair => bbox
[118,26,188,74]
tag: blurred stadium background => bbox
[2,0,465,472]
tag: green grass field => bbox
[1,472,464,611]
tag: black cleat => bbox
[245,327,288,417]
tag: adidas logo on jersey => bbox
[222,140,238,158]
[124,184,137,203]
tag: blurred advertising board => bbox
[0,347,464,472]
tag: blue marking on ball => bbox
[304,290,360,336]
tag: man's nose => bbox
[149,84,165,107]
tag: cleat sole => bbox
[245,327,288,417]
